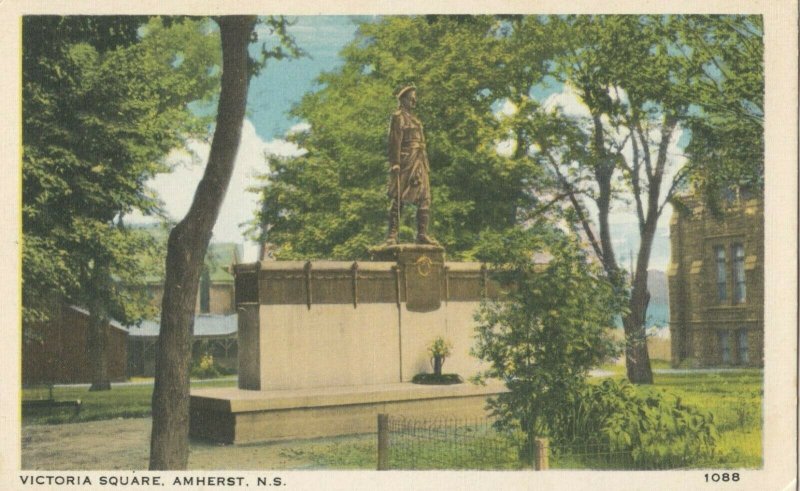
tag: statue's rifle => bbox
[396,166,401,236]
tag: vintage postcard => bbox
[1,0,796,490]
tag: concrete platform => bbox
[190,381,508,444]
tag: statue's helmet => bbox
[396,85,417,101]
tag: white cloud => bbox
[495,98,517,118]
[542,82,591,119]
[608,86,629,106]
[495,138,515,157]
[287,121,311,134]
[129,118,308,262]
[263,138,306,158]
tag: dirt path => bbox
[22,418,343,470]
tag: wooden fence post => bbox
[534,438,549,470]
[377,413,389,470]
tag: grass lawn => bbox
[267,365,763,470]
[22,378,237,426]
[21,366,762,470]
[645,369,763,468]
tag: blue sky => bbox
[246,16,366,141]
[139,16,673,270]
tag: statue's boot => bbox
[384,201,400,245]
[415,208,440,246]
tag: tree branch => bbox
[541,148,604,262]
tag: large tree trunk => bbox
[87,261,111,391]
[149,16,255,470]
[87,309,111,391]
[622,116,677,385]
[622,224,656,384]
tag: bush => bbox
[191,353,222,379]
[471,228,624,457]
[551,379,718,467]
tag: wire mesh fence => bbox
[547,441,692,470]
[382,415,524,470]
[378,414,697,470]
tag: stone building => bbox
[667,193,763,367]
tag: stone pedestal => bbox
[190,381,508,444]
[189,246,505,443]
[370,243,445,312]
[369,243,445,262]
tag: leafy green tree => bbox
[23,15,142,326]
[514,15,689,383]
[22,16,222,390]
[516,15,763,383]
[149,15,302,470]
[472,226,624,463]
[251,16,550,260]
[674,16,764,209]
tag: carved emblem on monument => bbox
[415,255,433,277]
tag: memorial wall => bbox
[233,251,501,391]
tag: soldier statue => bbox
[385,85,439,246]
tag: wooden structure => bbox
[22,305,129,385]
[128,315,237,376]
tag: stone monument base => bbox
[189,381,507,444]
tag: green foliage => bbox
[472,225,624,448]
[426,336,452,359]
[22,16,221,326]
[552,379,717,467]
[190,353,223,379]
[251,16,551,260]
[675,16,764,206]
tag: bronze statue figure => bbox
[385,86,439,246]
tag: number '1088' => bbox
[704,473,740,482]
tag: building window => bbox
[733,244,746,303]
[718,330,731,365]
[715,246,727,302]
[737,329,749,365]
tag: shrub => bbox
[472,228,624,460]
[191,353,222,379]
[551,379,718,467]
